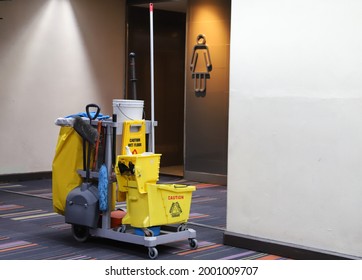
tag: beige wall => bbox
[184,0,231,184]
[0,0,126,175]
[227,0,362,258]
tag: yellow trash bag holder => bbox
[52,127,83,215]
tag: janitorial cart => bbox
[52,104,198,259]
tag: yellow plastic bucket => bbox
[121,183,196,228]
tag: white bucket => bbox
[113,99,144,135]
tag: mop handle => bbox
[150,3,155,153]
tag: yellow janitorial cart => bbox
[53,114,198,259]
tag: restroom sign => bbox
[190,34,212,97]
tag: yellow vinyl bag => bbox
[52,127,83,215]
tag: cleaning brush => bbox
[73,116,98,145]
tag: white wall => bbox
[227,0,362,257]
[0,0,125,175]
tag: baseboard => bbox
[0,171,52,183]
[223,231,357,260]
[184,170,227,185]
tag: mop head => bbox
[98,164,108,212]
[73,116,98,145]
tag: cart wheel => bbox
[72,224,90,243]
[143,228,154,237]
[189,238,198,250]
[177,223,188,232]
[148,247,158,259]
[116,224,127,233]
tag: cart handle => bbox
[86,103,101,120]
[157,184,196,192]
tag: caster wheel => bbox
[72,224,90,243]
[189,238,198,250]
[177,223,188,232]
[143,228,154,237]
[148,247,158,259]
[116,224,127,233]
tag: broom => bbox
[73,116,98,146]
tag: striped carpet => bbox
[0,176,287,260]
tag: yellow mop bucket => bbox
[121,183,196,228]
[115,153,161,194]
[115,153,196,228]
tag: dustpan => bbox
[65,105,101,228]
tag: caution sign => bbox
[169,202,183,218]
[121,120,146,155]
[127,138,143,153]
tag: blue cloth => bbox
[65,112,110,120]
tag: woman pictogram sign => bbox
[190,34,212,96]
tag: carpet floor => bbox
[0,176,287,260]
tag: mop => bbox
[149,3,155,153]
[98,164,108,212]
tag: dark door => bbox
[126,5,186,171]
